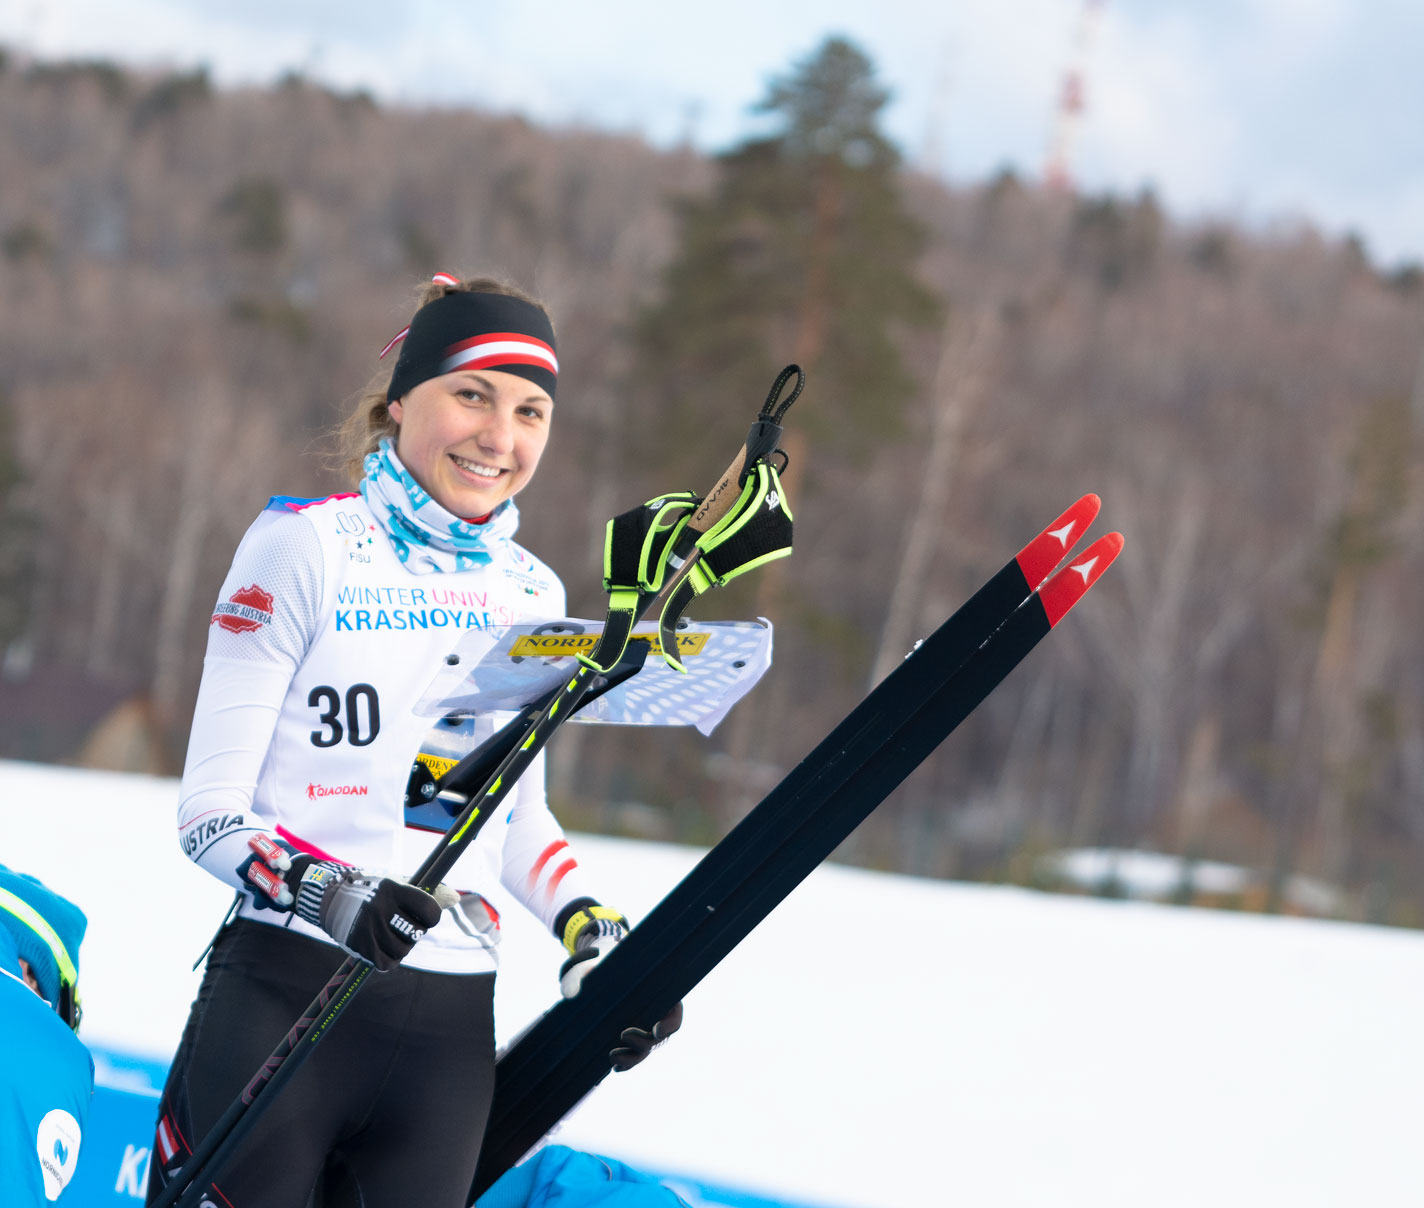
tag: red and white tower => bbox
[1043,0,1105,192]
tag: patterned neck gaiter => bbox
[359,438,520,574]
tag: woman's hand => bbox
[557,905,631,997]
[557,905,684,1070]
[287,858,443,971]
[611,1002,684,1072]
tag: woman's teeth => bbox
[452,454,501,479]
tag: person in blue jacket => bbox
[0,864,92,1204]
[477,1146,687,1208]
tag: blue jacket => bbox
[477,1145,686,1208]
[0,927,93,1204]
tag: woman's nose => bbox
[477,408,515,454]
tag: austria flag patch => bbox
[212,584,275,634]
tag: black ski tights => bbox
[147,920,496,1208]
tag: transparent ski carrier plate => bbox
[414,617,772,736]
[404,618,773,833]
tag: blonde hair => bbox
[333,274,554,485]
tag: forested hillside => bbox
[3,47,1422,923]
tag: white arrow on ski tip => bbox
[1047,521,1077,547]
[1071,556,1099,584]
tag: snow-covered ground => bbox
[5,759,1423,1207]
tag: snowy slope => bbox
[4,759,1423,1208]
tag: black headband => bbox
[384,291,558,404]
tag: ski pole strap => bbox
[691,459,792,585]
[580,364,803,676]
[580,462,793,674]
[577,492,700,674]
[656,459,792,671]
[602,492,701,596]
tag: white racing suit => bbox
[150,492,606,1207]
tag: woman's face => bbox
[388,368,552,518]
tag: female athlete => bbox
[148,273,678,1207]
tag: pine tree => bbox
[631,36,939,461]
[626,38,941,825]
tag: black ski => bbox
[470,498,1122,1200]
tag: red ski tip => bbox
[1015,494,1102,589]
[1037,531,1123,628]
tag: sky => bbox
[7,760,1424,1207]
[2,0,1421,266]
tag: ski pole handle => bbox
[685,365,801,537]
[685,444,755,535]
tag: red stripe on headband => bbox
[444,331,557,361]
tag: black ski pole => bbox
[156,376,804,1208]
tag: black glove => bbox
[611,1001,684,1072]
[286,856,442,972]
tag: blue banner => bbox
[75,1047,840,1208]
[71,1049,167,1202]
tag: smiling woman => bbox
[388,365,552,517]
[147,272,679,1208]
[329,276,559,574]
[336,274,556,496]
